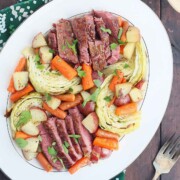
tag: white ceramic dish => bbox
[0,0,173,180]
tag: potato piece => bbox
[115,83,132,97]
[126,26,140,43]
[30,108,47,124]
[21,121,39,136]
[129,87,143,102]
[22,137,39,152]
[39,46,53,64]
[69,85,83,94]
[22,150,37,161]
[46,96,61,110]
[78,102,95,116]
[81,91,91,101]
[82,112,99,133]
[13,71,29,91]
[123,43,136,60]
[22,47,34,59]
[114,95,131,107]
[32,32,47,48]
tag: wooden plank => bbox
[126,0,161,180]
[0,0,17,10]
[160,1,180,180]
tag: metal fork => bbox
[152,134,180,180]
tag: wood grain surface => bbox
[0,0,179,180]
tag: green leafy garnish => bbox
[48,146,57,156]
[123,64,129,69]
[34,54,40,63]
[69,87,73,93]
[98,71,103,77]
[118,27,123,39]
[49,49,55,54]
[62,144,69,154]
[100,27,111,34]
[118,39,126,45]
[16,111,32,128]
[93,79,101,88]
[36,64,45,70]
[67,39,78,54]
[57,157,66,169]
[69,134,81,143]
[77,66,86,78]
[110,43,118,50]
[45,93,52,101]
[15,138,28,149]
[64,141,70,148]
[104,96,112,102]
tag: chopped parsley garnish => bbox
[48,146,57,156]
[16,111,32,128]
[45,93,52,101]
[62,144,69,154]
[98,71,103,77]
[34,54,44,70]
[118,27,123,39]
[57,157,66,169]
[36,64,45,70]
[77,66,86,78]
[49,49,55,54]
[64,141,70,148]
[124,64,129,69]
[15,138,28,149]
[118,39,126,45]
[104,96,112,102]
[67,39,78,54]
[69,134,81,143]
[69,87,73,93]
[62,45,67,51]
[93,79,101,88]
[100,27,112,34]
[110,43,118,50]
[34,54,40,63]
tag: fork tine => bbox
[165,136,180,154]
[170,139,180,158]
[172,150,180,161]
[159,133,176,153]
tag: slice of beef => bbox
[56,19,78,64]
[107,45,120,65]
[71,17,90,64]
[88,41,106,71]
[56,119,82,162]
[65,115,83,156]
[38,123,63,170]
[94,17,111,59]
[69,107,93,156]
[44,118,75,168]
[47,31,58,54]
[90,146,102,163]
[93,10,119,39]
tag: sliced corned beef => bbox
[107,45,120,65]
[90,146,102,163]
[56,19,78,64]
[69,107,92,156]
[56,119,82,162]
[47,31,58,54]
[94,17,111,59]
[71,17,90,64]
[93,10,119,39]
[65,115,83,156]
[89,41,106,71]
[38,123,63,171]
[44,118,75,168]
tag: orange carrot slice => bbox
[15,131,32,139]
[55,94,75,102]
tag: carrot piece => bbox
[50,64,57,70]
[15,131,32,139]
[108,96,116,107]
[120,45,125,54]
[7,57,27,93]
[109,70,124,92]
[51,55,77,80]
[10,84,34,102]
[93,137,119,150]
[120,21,129,42]
[115,102,137,116]
[118,16,123,27]
[34,48,39,54]
[82,63,94,90]
[68,157,89,174]
[37,153,53,172]
[95,129,120,141]
[122,78,127,83]
[55,94,75,102]
[43,102,67,119]
[59,94,83,111]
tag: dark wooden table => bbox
[0,0,179,180]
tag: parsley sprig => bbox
[16,111,32,128]
[100,27,112,34]
[77,66,86,78]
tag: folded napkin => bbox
[0,0,125,179]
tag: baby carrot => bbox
[55,94,75,102]
[121,21,129,42]
[15,131,32,139]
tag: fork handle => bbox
[152,171,161,180]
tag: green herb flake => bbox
[34,54,40,63]
[118,27,123,39]
[62,144,69,154]
[52,157,57,163]
[38,135,42,142]
[77,66,86,78]
[124,64,129,69]
[45,93,52,101]
[100,27,112,34]
[93,79,101,88]
[49,49,55,54]
[57,157,66,169]
[64,141,70,148]
[48,146,57,156]
[104,96,112,102]
[118,39,126,45]
[110,43,118,50]
[69,87,73,93]
[16,111,32,128]
[15,138,28,149]
[69,134,81,143]
[98,71,103,77]
[67,39,78,54]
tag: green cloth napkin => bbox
[0,1,125,179]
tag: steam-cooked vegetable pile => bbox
[6,10,147,174]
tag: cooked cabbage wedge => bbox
[10,92,42,137]
[27,55,80,95]
[96,75,141,135]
